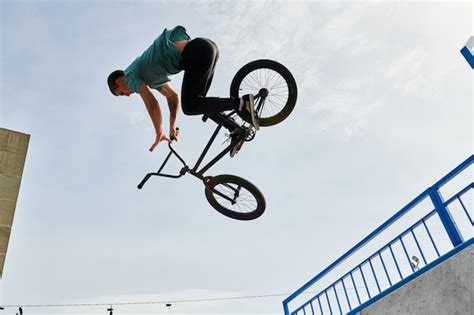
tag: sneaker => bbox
[229,128,251,157]
[239,94,260,130]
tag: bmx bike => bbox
[138,59,297,221]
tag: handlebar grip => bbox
[170,127,180,141]
[138,173,153,189]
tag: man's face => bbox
[114,77,133,97]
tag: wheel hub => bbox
[259,88,269,98]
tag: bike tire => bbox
[204,174,266,221]
[230,59,298,127]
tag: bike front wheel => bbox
[230,59,298,127]
[204,174,266,221]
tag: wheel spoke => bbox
[236,67,290,120]
[205,175,265,220]
[230,60,296,127]
[212,182,257,213]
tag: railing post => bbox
[428,187,463,247]
[283,301,290,315]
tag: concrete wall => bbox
[359,244,473,315]
[0,128,30,277]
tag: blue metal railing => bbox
[283,155,473,315]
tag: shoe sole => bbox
[230,139,244,157]
[246,95,260,131]
[229,128,251,157]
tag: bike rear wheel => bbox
[230,59,297,127]
[204,174,266,221]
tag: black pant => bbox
[181,38,239,129]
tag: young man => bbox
[107,25,258,155]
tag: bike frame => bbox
[137,111,242,189]
[138,89,267,190]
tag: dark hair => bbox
[107,70,125,96]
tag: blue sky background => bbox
[1,0,472,314]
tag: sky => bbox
[0,0,472,314]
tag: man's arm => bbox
[138,83,170,151]
[159,83,180,140]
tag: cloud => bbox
[384,48,428,92]
[195,1,388,139]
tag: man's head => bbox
[107,70,133,97]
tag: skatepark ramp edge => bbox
[283,155,473,315]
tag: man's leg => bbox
[181,38,239,116]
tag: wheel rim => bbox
[237,68,290,121]
[210,181,259,214]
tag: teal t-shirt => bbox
[125,25,190,93]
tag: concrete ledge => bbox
[0,150,28,176]
[354,240,473,315]
[0,128,30,153]
[0,174,22,200]
[0,128,30,277]
[0,199,16,226]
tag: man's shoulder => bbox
[124,61,145,93]
[125,56,140,72]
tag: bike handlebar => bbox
[137,131,188,189]
[170,127,180,142]
[137,173,152,189]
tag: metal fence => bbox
[283,155,473,315]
